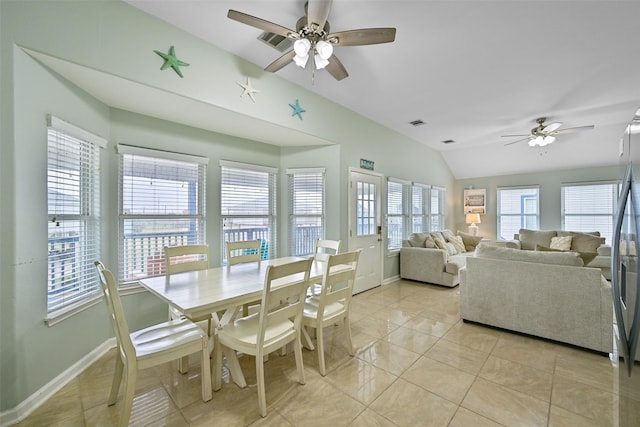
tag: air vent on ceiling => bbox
[257,31,293,52]
[409,119,426,127]
[441,139,456,144]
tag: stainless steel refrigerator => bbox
[611,114,640,426]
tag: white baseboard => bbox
[0,338,116,427]
[382,275,400,285]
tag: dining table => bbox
[137,256,348,391]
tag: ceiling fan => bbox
[227,0,396,80]
[503,117,595,147]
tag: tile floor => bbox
[16,279,640,426]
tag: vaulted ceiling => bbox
[123,1,640,179]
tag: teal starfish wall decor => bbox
[153,46,189,78]
[289,99,306,120]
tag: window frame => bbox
[117,144,208,284]
[46,115,106,323]
[561,180,620,244]
[496,185,540,240]
[412,183,431,233]
[287,168,326,257]
[430,186,446,232]
[220,160,278,265]
[386,178,411,252]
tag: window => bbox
[412,184,430,233]
[47,115,105,314]
[562,181,619,244]
[387,179,410,251]
[430,186,446,231]
[497,186,540,240]
[288,168,325,256]
[118,145,207,282]
[221,160,277,264]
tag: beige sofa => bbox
[400,230,482,287]
[460,245,613,353]
[505,228,612,280]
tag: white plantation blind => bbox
[47,116,105,314]
[497,186,540,240]
[412,183,430,233]
[430,186,446,231]
[288,168,325,256]
[118,145,207,282]
[561,181,619,244]
[387,178,410,251]
[221,161,277,263]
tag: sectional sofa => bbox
[460,244,613,353]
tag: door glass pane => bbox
[357,181,377,236]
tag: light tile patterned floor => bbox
[15,279,640,426]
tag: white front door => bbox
[348,169,383,294]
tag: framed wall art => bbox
[463,188,486,214]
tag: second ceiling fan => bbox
[227,0,396,80]
[503,117,595,147]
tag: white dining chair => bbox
[302,250,360,376]
[94,261,212,427]
[164,244,211,372]
[226,240,263,316]
[309,239,341,295]
[213,258,312,417]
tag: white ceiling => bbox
[116,1,640,178]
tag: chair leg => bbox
[178,355,189,374]
[302,325,315,350]
[199,338,212,401]
[108,355,124,406]
[212,337,222,391]
[119,362,137,427]
[294,335,306,385]
[345,315,355,356]
[316,324,327,376]
[256,352,267,417]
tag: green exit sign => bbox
[360,159,375,170]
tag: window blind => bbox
[387,179,409,251]
[47,119,103,314]
[118,147,207,282]
[288,168,325,256]
[412,183,430,233]
[497,186,539,240]
[221,161,277,263]
[430,187,446,231]
[561,181,619,243]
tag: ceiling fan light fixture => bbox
[316,40,333,60]
[293,53,309,68]
[293,38,311,67]
[314,53,330,69]
[542,135,556,146]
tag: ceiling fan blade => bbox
[325,54,349,80]
[504,137,531,146]
[501,134,530,138]
[542,122,563,133]
[227,10,295,38]
[264,50,295,73]
[553,124,595,134]
[307,0,332,30]
[328,28,397,46]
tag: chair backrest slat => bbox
[258,259,312,345]
[226,240,262,266]
[164,244,209,275]
[318,250,361,311]
[314,239,341,262]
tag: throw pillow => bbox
[536,244,597,265]
[408,232,429,248]
[433,237,447,251]
[457,231,483,251]
[570,232,606,253]
[441,229,454,240]
[550,236,572,251]
[447,235,466,253]
[424,235,437,248]
[444,242,458,255]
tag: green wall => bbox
[454,165,625,241]
[0,0,455,413]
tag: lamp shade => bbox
[465,213,481,225]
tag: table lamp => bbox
[466,213,481,236]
